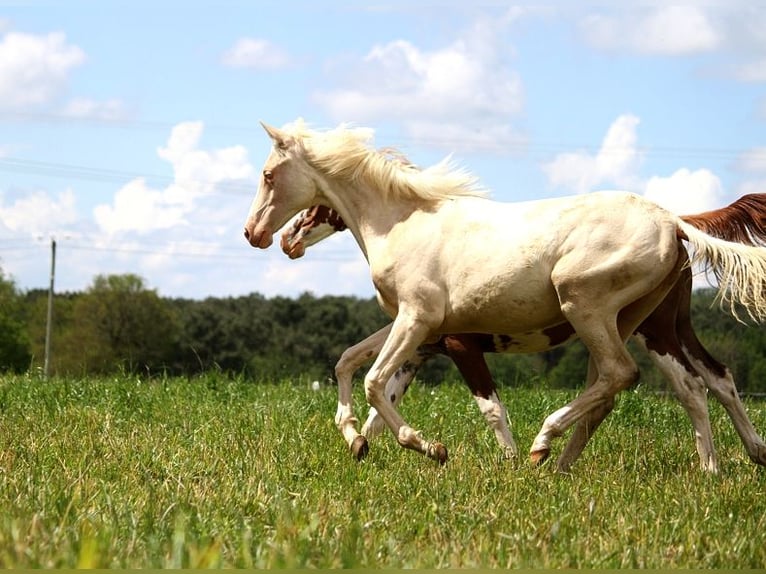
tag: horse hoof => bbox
[529,448,550,467]
[430,442,448,465]
[351,435,369,461]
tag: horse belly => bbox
[441,272,566,335]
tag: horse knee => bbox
[364,378,386,408]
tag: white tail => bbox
[679,219,766,322]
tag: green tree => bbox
[65,274,178,373]
[0,268,31,372]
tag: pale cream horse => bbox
[244,120,766,467]
[279,201,766,472]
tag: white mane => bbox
[282,120,487,203]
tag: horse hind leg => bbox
[633,331,718,473]
[556,356,613,473]
[536,244,684,467]
[678,313,766,467]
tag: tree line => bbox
[2,269,766,392]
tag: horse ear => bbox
[260,121,292,151]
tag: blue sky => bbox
[1,1,765,299]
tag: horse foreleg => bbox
[364,312,448,464]
[443,335,518,458]
[334,324,391,460]
[361,345,437,439]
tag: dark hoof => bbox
[530,448,550,467]
[351,435,369,461]
[430,442,448,465]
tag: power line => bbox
[0,236,359,262]
[0,157,256,195]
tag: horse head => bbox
[280,205,348,259]
[244,121,319,249]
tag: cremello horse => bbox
[244,120,766,468]
[280,200,766,472]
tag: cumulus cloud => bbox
[579,6,719,55]
[0,187,78,235]
[221,38,291,70]
[94,121,255,235]
[644,168,724,215]
[541,114,643,194]
[0,30,85,109]
[313,12,526,153]
[541,113,725,215]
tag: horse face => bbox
[280,206,341,259]
[244,123,318,249]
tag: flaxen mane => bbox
[282,120,487,202]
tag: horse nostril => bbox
[243,228,250,240]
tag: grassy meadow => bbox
[0,372,764,568]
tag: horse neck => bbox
[316,177,421,260]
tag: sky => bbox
[1,1,765,300]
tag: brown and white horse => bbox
[281,199,766,472]
[245,119,766,468]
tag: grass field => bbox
[0,372,764,568]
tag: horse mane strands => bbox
[296,123,487,203]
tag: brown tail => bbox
[681,193,766,246]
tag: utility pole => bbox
[43,238,56,378]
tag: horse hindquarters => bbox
[529,236,686,465]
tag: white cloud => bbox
[313,13,526,153]
[221,38,291,70]
[644,168,724,215]
[94,121,255,235]
[93,178,191,234]
[541,114,725,215]
[579,6,719,56]
[0,187,78,235]
[541,114,643,194]
[0,31,85,109]
[62,97,128,121]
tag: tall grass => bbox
[0,372,764,568]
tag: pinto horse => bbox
[281,200,766,471]
[244,119,766,468]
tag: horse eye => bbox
[263,169,274,183]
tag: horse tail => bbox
[680,193,766,247]
[677,218,766,322]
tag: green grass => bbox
[0,372,764,568]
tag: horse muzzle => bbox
[243,224,274,249]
